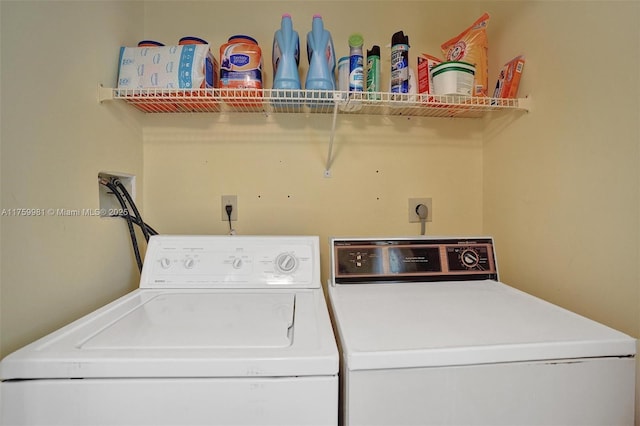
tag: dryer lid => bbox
[329,280,636,371]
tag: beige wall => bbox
[0,1,145,357]
[141,0,488,286]
[482,1,640,420]
[485,0,639,338]
[142,113,484,281]
[1,0,639,420]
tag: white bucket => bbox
[431,61,475,97]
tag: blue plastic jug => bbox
[273,13,301,90]
[305,14,335,90]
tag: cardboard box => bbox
[417,54,442,94]
[493,55,525,98]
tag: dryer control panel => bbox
[140,235,320,289]
[331,237,497,284]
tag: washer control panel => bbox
[332,237,497,284]
[140,235,319,289]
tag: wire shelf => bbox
[100,87,530,118]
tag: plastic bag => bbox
[441,12,490,97]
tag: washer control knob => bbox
[159,258,171,269]
[275,253,298,273]
[232,258,243,269]
[183,258,196,269]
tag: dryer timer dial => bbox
[460,248,480,269]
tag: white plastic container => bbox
[337,56,349,91]
[431,61,475,97]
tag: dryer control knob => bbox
[160,258,171,269]
[460,249,480,268]
[232,258,243,269]
[275,253,298,274]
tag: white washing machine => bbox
[328,237,636,426]
[1,235,339,426]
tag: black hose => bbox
[114,179,150,243]
[116,214,158,236]
[100,179,143,272]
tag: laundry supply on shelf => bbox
[273,13,301,91]
[117,38,217,112]
[220,34,263,106]
[348,33,364,92]
[122,40,176,112]
[441,12,490,97]
[177,37,219,111]
[117,41,215,90]
[391,30,410,94]
[493,55,525,98]
[337,56,349,91]
[305,14,336,91]
[366,45,381,98]
[220,35,263,90]
[179,37,218,90]
[431,61,476,97]
[137,40,165,47]
[417,53,441,96]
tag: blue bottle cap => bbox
[137,40,165,47]
[179,36,209,45]
[228,35,259,45]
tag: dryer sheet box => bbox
[117,44,215,89]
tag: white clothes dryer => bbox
[1,235,338,426]
[328,237,635,426]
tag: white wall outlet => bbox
[408,198,433,223]
[221,195,238,221]
[98,172,136,218]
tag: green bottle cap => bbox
[349,33,364,48]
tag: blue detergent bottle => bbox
[305,14,336,90]
[273,13,301,90]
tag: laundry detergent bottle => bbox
[305,14,336,90]
[273,13,301,90]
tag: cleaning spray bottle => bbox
[391,30,410,94]
[366,45,381,99]
[305,14,336,91]
[348,33,364,92]
[273,13,301,91]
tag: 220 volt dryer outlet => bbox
[221,195,237,221]
[408,198,433,222]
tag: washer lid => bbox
[1,289,338,380]
[329,280,636,371]
[81,293,295,350]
